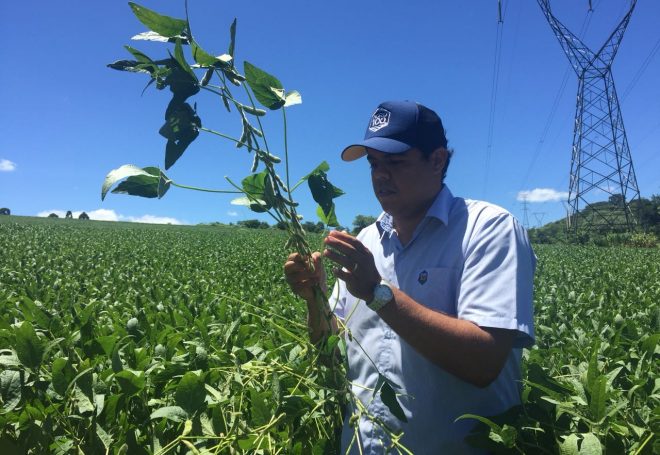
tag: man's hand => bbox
[284,251,327,303]
[323,230,381,302]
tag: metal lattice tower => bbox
[537,0,642,234]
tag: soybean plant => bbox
[101,3,409,453]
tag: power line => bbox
[621,35,660,102]
[483,1,507,198]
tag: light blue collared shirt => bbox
[331,185,536,454]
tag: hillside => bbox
[528,195,659,245]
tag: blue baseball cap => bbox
[341,100,448,161]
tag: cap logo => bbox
[369,108,390,132]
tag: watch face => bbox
[374,284,393,303]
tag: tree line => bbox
[229,214,378,234]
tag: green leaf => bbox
[115,370,145,396]
[52,357,74,396]
[499,425,517,448]
[249,388,270,426]
[641,333,659,357]
[160,103,201,169]
[129,2,187,38]
[50,437,74,454]
[94,336,117,357]
[586,340,600,394]
[107,59,153,74]
[308,170,344,218]
[231,196,268,213]
[19,297,52,329]
[191,41,231,68]
[176,372,206,414]
[244,61,285,110]
[299,161,330,183]
[0,369,21,412]
[589,375,607,422]
[73,386,94,414]
[150,405,189,422]
[560,434,580,455]
[103,165,159,200]
[14,321,43,370]
[579,433,602,455]
[0,350,20,367]
[379,380,407,423]
[173,38,197,82]
[455,413,501,432]
[240,170,276,212]
[316,204,338,227]
[228,19,237,58]
[96,424,113,451]
[123,45,160,75]
[112,167,169,199]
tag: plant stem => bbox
[199,127,244,146]
[244,86,271,154]
[282,107,292,199]
[170,181,242,194]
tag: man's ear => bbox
[431,148,448,175]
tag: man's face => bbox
[366,147,446,221]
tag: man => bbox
[284,100,535,453]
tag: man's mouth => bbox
[376,188,396,197]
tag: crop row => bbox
[1,217,658,453]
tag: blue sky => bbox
[1,0,658,228]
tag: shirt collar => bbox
[376,185,454,235]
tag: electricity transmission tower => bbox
[537,0,642,234]
[521,197,530,229]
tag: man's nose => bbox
[371,164,390,180]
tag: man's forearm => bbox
[378,288,515,388]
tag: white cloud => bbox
[88,209,120,221]
[37,208,184,224]
[227,210,238,217]
[0,159,16,172]
[517,188,569,203]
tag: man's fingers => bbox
[327,230,367,250]
[323,247,352,270]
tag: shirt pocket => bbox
[408,267,459,316]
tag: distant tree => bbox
[275,220,287,230]
[259,221,269,229]
[636,194,660,235]
[352,215,377,234]
[301,221,325,233]
[65,210,73,219]
[79,212,90,220]
[48,213,59,218]
[238,219,263,229]
[0,207,9,215]
[608,193,624,207]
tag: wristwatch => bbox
[366,280,394,312]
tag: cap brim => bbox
[341,137,412,161]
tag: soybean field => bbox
[0,216,658,454]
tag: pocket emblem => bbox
[418,270,428,285]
